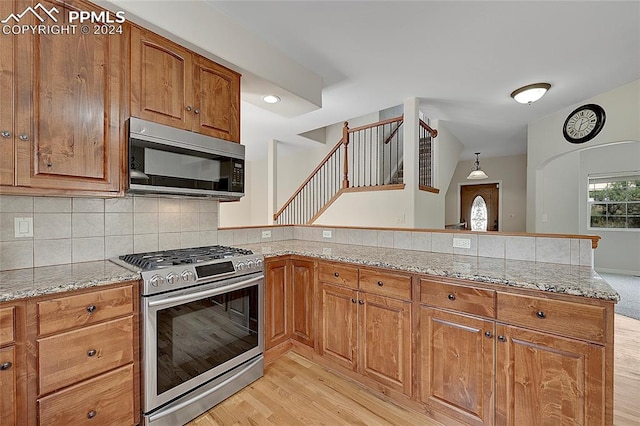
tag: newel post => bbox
[342,121,350,188]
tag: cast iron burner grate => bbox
[119,245,253,270]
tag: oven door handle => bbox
[148,275,263,308]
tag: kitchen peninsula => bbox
[0,228,618,425]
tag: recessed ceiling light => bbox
[262,95,281,104]
[510,83,551,105]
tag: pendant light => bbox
[467,152,488,180]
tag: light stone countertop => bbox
[0,261,140,303]
[0,240,619,303]
[241,240,620,302]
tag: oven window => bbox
[156,285,259,394]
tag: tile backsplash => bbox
[0,195,594,271]
[0,195,221,270]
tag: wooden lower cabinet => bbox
[419,306,495,425]
[319,282,412,395]
[0,302,26,426]
[290,258,315,347]
[265,257,315,350]
[0,345,18,425]
[495,324,605,426]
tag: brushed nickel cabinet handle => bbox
[358,300,364,305]
[536,311,546,319]
[194,108,200,114]
[377,281,383,286]
[87,410,97,419]
[334,272,339,277]
[0,361,12,370]
[484,331,493,338]
[497,335,507,342]
[86,305,97,314]
[19,134,29,141]
[351,298,356,304]
[87,349,97,357]
[186,106,192,111]
[447,294,456,301]
[1,130,11,138]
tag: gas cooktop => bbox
[112,245,264,296]
[118,245,254,270]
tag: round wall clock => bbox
[562,103,606,144]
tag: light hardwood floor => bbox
[189,314,640,426]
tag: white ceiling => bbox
[207,1,640,161]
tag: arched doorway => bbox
[460,183,499,231]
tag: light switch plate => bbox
[261,230,272,239]
[322,230,332,239]
[14,217,34,238]
[453,237,471,249]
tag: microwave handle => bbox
[148,275,263,308]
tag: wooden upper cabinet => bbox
[131,26,240,143]
[0,0,15,186]
[11,0,124,193]
[193,57,240,141]
[130,26,193,130]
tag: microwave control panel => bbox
[231,162,244,191]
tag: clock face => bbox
[563,104,606,144]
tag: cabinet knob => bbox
[87,349,97,357]
[0,361,12,370]
[46,161,52,168]
[497,335,506,342]
[1,130,11,138]
[87,410,97,419]
[186,106,193,111]
[377,281,383,286]
[19,134,29,141]
[484,331,493,338]
[86,305,97,314]
[447,294,456,301]
[358,300,364,305]
[194,108,200,114]
[351,298,356,304]
[536,311,546,319]
[334,272,339,277]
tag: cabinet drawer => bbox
[38,316,133,395]
[38,364,134,425]
[360,268,411,300]
[318,262,358,288]
[421,280,495,318]
[497,293,606,343]
[37,285,134,336]
[0,306,15,346]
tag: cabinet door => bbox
[360,292,412,395]
[0,0,14,186]
[193,57,240,142]
[131,26,193,130]
[419,306,494,425]
[265,259,289,349]
[14,0,123,192]
[290,259,315,347]
[319,283,357,371]
[0,346,17,425]
[496,324,605,426]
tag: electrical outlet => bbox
[453,237,471,249]
[261,230,271,239]
[322,230,332,239]
[14,217,33,238]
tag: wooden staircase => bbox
[273,116,437,225]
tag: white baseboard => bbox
[595,267,640,277]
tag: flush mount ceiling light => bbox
[510,82,551,105]
[262,95,281,104]
[467,152,488,180]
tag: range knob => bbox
[181,270,195,282]
[247,260,255,269]
[166,272,179,285]
[236,262,246,271]
[149,274,164,287]
[256,258,263,268]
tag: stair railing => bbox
[419,119,438,189]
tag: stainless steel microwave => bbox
[127,117,245,199]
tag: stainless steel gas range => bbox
[112,245,265,426]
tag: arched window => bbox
[471,195,488,231]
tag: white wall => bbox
[528,80,640,274]
[445,154,527,232]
